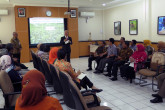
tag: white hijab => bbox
[0,55,12,70]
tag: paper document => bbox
[77,73,86,80]
[65,40,70,44]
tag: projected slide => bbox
[29,18,64,44]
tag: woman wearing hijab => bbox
[0,55,22,91]
[48,47,59,64]
[120,44,147,83]
[15,70,62,110]
[54,49,102,92]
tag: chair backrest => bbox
[36,56,45,74]
[30,50,39,70]
[49,64,63,94]
[59,71,76,109]
[68,73,88,110]
[41,59,53,84]
[150,52,165,72]
[0,70,14,106]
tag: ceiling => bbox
[0,0,139,9]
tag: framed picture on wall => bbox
[70,10,76,18]
[18,8,26,17]
[158,16,165,35]
[114,21,121,35]
[129,19,138,35]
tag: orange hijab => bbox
[48,47,59,64]
[17,70,47,107]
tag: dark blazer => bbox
[60,36,72,52]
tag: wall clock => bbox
[46,10,52,16]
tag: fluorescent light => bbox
[102,3,106,6]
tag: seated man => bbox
[93,38,117,73]
[130,39,137,51]
[118,37,125,49]
[106,41,133,81]
[86,41,107,71]
[150,73,165,103]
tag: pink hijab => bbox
[0,55,12,70]
[131,44,147,71]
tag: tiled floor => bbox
[0,57,165,110]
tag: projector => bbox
[64,11,71,15]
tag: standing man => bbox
[60,30,72,62]
[10,32,22,62]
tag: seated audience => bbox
[35,43,42,55]
[15,70,62,110]
[36,44,50,61]
[48,47,59,64]
[0,55,22,91]
[150,73,165,103]
[6,43,28,73]
[143,40,153,56]
[157,41,165,53]
[54,49,102,92]
[94,38,117,74]
[118,37,125,49]
[143,40,154,68]
[130,39,137,51]
[120,44,147,83]
[87,41,107,71]
[106,41,133,81]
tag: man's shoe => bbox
[111,77,117,81]
[86,68,92,71]
[150,97,163,103]
[104,73,111,77]
[152,94,159,98]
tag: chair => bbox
[138,52,165,91]
[30,50,40,70]
[0,70,21,109]
[59,71,104,109]
[36,56,45,75]
[41,59,53,85]
[67,72,112,110]
[49,64,63,94]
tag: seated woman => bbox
[36,44,50,61]
[150,73,165,103]
[120,44,147,83]
[48,47,59,64]
[0,55,22,91]
[54,49,102,92]
[6,43,28,72]
[15,70,62,110]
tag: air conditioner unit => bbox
[80,12,95,18]
[0,9,8,15]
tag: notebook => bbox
[77,73,86,80]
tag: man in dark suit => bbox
[60,30,72,62]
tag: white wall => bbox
[78,8,104,41]
[103,0,151,42]
[0,7,15,44]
